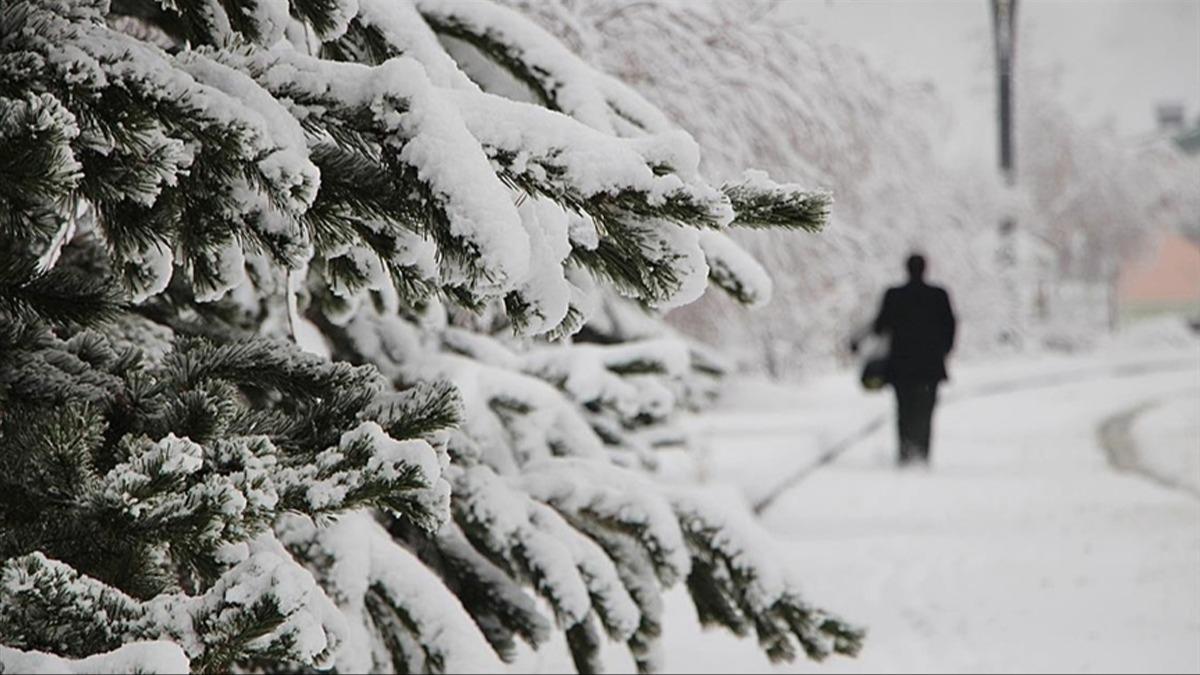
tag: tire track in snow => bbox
[753,355,1198,514]
[1097,389,1200,500]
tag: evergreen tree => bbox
[0,0,862,672]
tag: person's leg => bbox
[894,383,915,465]
[914,382,938,463]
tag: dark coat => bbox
[872,280,956,383]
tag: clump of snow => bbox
[564,265,601,327]
[192,238,247,303]
[448,89,730,225]
[100,434,204,512]
[201,544,343,664]
[342,420,441,487]
[326,247,387,298]
[155,434,204,476]
[698,230,773,307]
[174,50,319,214]
[0,641,190,674]
[389,229,441,282]
[363,57,531,293]
[669,487,789,613]
[124,241,175,304]
[510,197,573,335]
[567,212,600,251]
[354,0,478,90]
[645,221,709,309]
[415,0,674,135]
[310,0,361,40]
[275,420,450,527]
[362,517,504,673]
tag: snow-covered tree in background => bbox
[504,0,1014,375]
[1018,68,1200,336]
[0,0,862,673]
[511,0,1200,373]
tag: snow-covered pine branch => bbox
[0,326,458,671]
[1,0,858,673]
[415,0,823,307]
[0,547,344,673]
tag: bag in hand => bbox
[855,332,889,392]
[860,356,888,391]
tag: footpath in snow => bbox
[656,322,1200,673]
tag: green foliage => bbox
[0,93,81,242]
[722,177,832,232]
[0,551,339,674]
[676,500,865,664]
[0,322,454,668]
[0,251,123,327]
[0,0,860,673]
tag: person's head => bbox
[905,253,926,282]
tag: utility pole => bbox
[991,0,1022,341]
[992,0,1017,191]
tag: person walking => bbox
[868,253,957,466]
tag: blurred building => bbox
[1116,106,1200,323]
[1118,229,1200,320]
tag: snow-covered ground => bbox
[1133,392,1200,496]
[650,320,1200,674]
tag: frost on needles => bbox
[0,0,860,673]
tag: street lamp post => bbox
[991,0,1022,341]
[992,0,1017,190]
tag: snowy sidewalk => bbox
[659,339,1200,673]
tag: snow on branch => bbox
[447,89,731,230]
[276,512,502,674]
[699,230,775,307]
[323,0,479,90]
[0,1,863,673]
[0,549,344,673]
[214,44,532,297]
[412,0,824,309]
[412,351,607,470]
[0,641,190,674]
[722,170,832,232]
[521,337,689,437]
[450,464,595,627]
[0,93,83,245]
[670,489,865,663]
[408,519,554,661]
[440,463,642,672]
[519,458,691,586]
[3,0,316,300]
[416,0,673,135]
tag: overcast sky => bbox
[782,0,1200,168]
